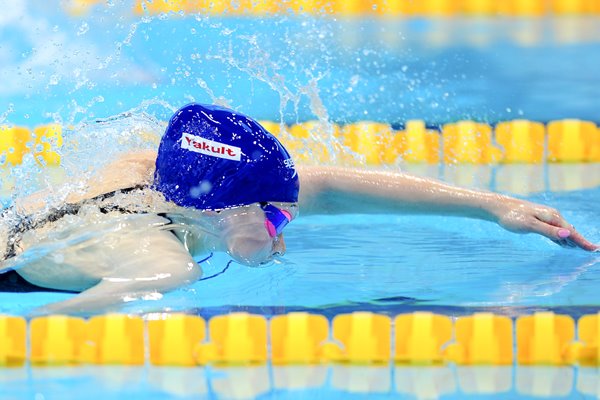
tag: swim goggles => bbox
[260,203,292,238]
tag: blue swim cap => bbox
[154,103,299,210]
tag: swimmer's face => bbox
[217,202,298,267]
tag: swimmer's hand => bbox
[492,197,599,251]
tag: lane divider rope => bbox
[66,0,600,17]
[2,311,600,367]
[2,119,598,167]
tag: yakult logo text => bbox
[181,132,241,161]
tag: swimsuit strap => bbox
[1,185,148,261]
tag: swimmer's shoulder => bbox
[88,149,157,192]
[16,150,159,215]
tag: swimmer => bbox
[0,103,597,315]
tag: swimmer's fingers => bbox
[532,207,599,251]
[562,229,600,251]
[531,218,599,251]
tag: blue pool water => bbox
[1,3,600,127]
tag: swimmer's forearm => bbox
[297,166,508,221]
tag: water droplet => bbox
[48,74,60,86]
[77,22,89,36]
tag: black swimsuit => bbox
[0,270,76,293]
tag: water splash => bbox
[2,111,164,206]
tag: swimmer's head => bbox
[154,103,299,266]
[154,103,299,210]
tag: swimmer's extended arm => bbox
[30,230,201,316]
[297,165,599,251]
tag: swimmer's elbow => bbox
[109,255,201,295]
[150,260,202,291]
[120,262,204,294]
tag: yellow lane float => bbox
[30,315,86,365]
[395,312,452,364]
[548,119,600,162]
[270,312,329,364]
[149,314,206,366]
[85,314,145,365]
[0,315,26,366]
[516,312,575,365]
[442,121,503,164]
[495,119,545,163]
[445,313,513,365]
